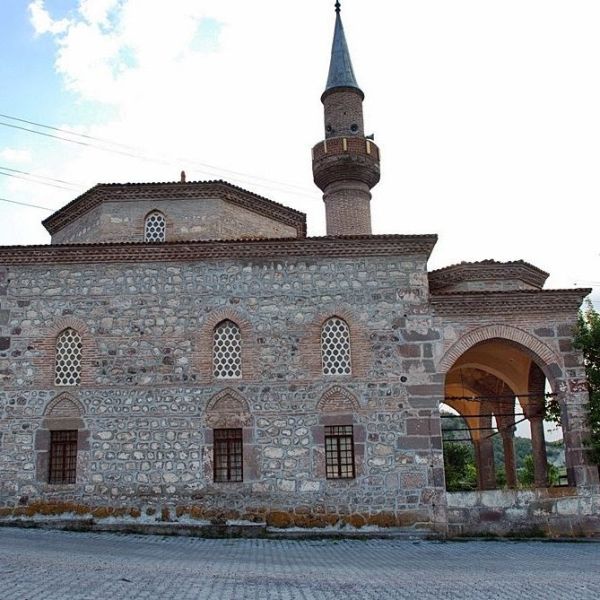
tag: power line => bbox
[0,197,53,211]
[0,165,81,188]
[0,119,314,199]
[0,113,316,196]
[0,169,76,191]
[0,113,136,149]
[0,121,153,160]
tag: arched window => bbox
[213,320,242,379]
[321,317,351,376]
[144,211,166,242]
[54,328,82,386]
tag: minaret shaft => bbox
[312,4,380,236]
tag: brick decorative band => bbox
[431,289,590,316]
[0,234,438,266]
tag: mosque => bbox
[0,2,597,536]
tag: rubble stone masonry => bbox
[0,252,447,530]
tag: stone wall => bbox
[0,252,445,530]
[447,488,600,537]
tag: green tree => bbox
[443,441,477,492]
[574,301,600,464]
[545,301,599,465]
[518,455,560,486]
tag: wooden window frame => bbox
[325,425,355,479]
[49,430,78,484]
[213,428,243,482]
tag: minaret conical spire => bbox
[312,2,381,236]
[325,2,362,97]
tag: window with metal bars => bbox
[49,430,78,484]
[325,425,355,479]
[213,428,243,482]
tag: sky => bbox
[0,0,599,313]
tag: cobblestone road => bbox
[0,527,599,599]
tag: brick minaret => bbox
[312,1,381,236]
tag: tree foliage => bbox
[517,455,560,486]
[441,412,565,490]
[573,300,600,464]
[443,441,477,492]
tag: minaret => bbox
[312,1,380,236]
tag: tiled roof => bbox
[42,180,307,238]
[429,259,549,291]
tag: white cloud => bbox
[0,148,33,164]
[79,0,121,27]
[28,0,69,35]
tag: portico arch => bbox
[441,328,562,489]
[439,325,563,389]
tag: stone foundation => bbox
[447,487,600,538]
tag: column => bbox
[500,427,518,488]
[474,437,496,490]
[529,415,549,487]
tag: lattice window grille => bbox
[213,320,242,379]
[321,317,352,375]
[144,212,166,242]
[55,328,82,386]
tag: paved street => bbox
[0,527,599,599]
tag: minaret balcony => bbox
[311,136,380,162]
[312,136,381,190]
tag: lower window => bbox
[325,425,355,479]
[213,428,243,482]
[49,430,78,484]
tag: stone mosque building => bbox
[0,3,598,536]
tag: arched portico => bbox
[439,326,598,489]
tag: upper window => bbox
[144,211,166,242]
[49,430,78,484]
[55,328,82,386]
[321,317,351,376]
[213,320,242,379]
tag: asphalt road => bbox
[0,527,599,599]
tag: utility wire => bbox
[0,165,81,188]
[0,121,157,160]
[0,197,53,211]
[0,170,76,191]
[0,120,315,199]
[0,113,315,195]
[0,113,137,149]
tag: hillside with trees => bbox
[441,413,563,491]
